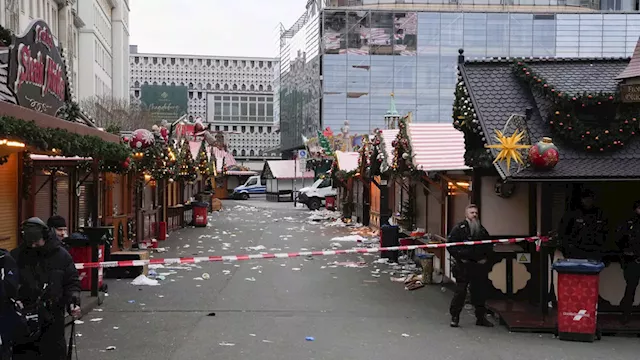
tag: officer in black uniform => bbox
[557,189,608,261]
[448,204,494,328]
[616,200,640,323]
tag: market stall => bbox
[0,20,127,250]
[456,46,640,333]
[332,150,360,219]
[263,160,314,202]
[389,116,470,280]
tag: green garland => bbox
[391,115,416,173]
[368,129,389,176]
[452,77,494,168]
[22,150,34,200]
[0,116,130,161]
[513,61,639,152]
[196,141,212,177]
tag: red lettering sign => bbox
[8,20,68,116]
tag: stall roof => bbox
[408,123,469,172]
[335,151,359,172]
[227,170,258,176]
[210,147,236,173]
[381,129,398,160]
[460,55,640,180]
[263,160,314,179]
[30,155,91,161]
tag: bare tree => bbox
[81,96,155,132]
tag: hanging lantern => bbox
[129,129,155,149]
[528,137,559,170]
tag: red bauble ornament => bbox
[528,137,559,171]
[129,129,155,149]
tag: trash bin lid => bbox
[552,258,605,274]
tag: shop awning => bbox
[335,151,359,172]
[408,123,469,172]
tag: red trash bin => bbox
[552,259,605,342]
[325,195,336,211]
[68,234,105,291]
[192,201,209,227]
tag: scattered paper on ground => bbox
[130,275,159,286]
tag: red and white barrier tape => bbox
[74,236,549,270]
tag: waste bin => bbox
[192,201,209,227]
[325,195,336,211]
[380,225,399,263]
[552,259,605,342]
[68,227,113,295]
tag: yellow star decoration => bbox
[485,129,531,174]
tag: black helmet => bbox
[21,217,49,246]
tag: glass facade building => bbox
[279,7,640,151]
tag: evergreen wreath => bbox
[513,61,639,152]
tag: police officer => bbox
[11,217,81,360]
[558,189,608,261]
[448,204,494,328]
[616,200,640,324]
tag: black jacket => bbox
[447,220,491,262]
[616,214,640,256]
[10,236,81,317]
[558,207,608,254]
[0,249,19,345]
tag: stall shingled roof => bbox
[459,52,640,180]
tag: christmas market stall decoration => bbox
[455,43,640,334]
[366,127,398,229]
[304,121,358,179]
[331,150,359,220]
[263,160,314,202]
[0,20,128,251]
[354,135,371,225]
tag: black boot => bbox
[450,316,460,328]
[476,315,494,327]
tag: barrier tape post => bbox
[75,236,549,270]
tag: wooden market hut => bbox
[354,136,371,225]
[0,20,126,250]
[367,128,398,228]
[332,151,360,218]
[456,46,640,333]
[389,118,471,280]
[263,160,315,202]
[210,147,238,199]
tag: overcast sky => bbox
[130,0,305,58]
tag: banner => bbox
[140,85,188,122]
